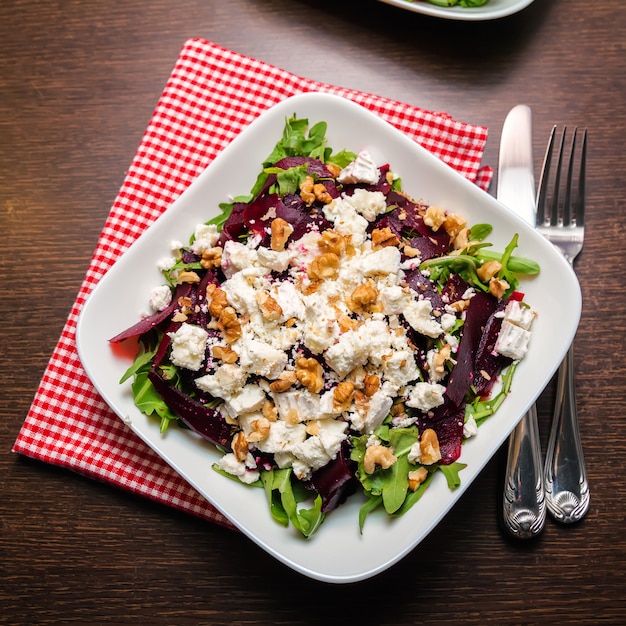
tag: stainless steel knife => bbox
[497,105,547,539]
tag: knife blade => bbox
[498,105,547,539]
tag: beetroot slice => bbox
[417,399,465,465]
[109,283,192,343]
[445,291,499,407]
[147,369,232,448]
[308,440,357,512]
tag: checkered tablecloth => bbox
[13,38,492,528]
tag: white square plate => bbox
[77,92,580,583]
[378,0,534,21]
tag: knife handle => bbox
[544,344,590,523]
[502,404,546,538]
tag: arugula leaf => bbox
[261,469,325,537]
[393,470,435,517]
[359,494,383,533]
[130,367,179,433]
[439,462,467,489]
[469,223,493,241]
[466,364,516,426]
[264,164,309,196]
[264,117,328,165]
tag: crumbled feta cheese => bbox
[195,364,247,399]
[380,285,410,315]
[381,350,420,392]
[361,246,401,276]
[361,390,394,433]
[157,256,177,271]
[254,420,307,455]
[402,299,443,338]
[217,452,259,484]
[463,415,478,439]
[238,337,287,379]
[324,330,368,378]
[323,197,369,244]
[440,312,457,332]
[167,323,208,371]
[222,384,267,417]
[337,149,380,185]
[190,223,219,255]
[271,390,324,423]
[344,188,388,222]
[290,419,348,479]
[149,285,172,312]
[408,441,421,464]
[406,382,446,412]
[502,299,536,330]
[221,240,259,277]
[495,320,532,361]
[257,247,291,273]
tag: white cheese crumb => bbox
[463,415,478,439]
[195,364,247,399]
[402,299,443,338]
[167,323,208,371]
[337,149,380,185]
[149,285,172,312]
[190,223,219,255]
[406,382,446,412]
[495,320,531,361]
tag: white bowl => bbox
[77,92,580,583]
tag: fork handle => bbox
[544,343,590,523]
[502,405,546,538]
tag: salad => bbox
[417,1,489,7]
[111,116,539,538]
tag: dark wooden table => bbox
[2,1,625,623]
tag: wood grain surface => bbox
[1,1,625,624]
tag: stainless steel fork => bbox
[536,126,590,523]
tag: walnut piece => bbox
[300,176,316,206]
[269,370,297,393]
[308,252,340,281]
[347,281,379,314]
[207,287,229,319]
[423,205,446,232]
[313,182,333,204]
[318,229,347,257]
[477,259,502,283]
[217,306,242,343]
[212,345,238,364]
[363,374,380,397]
[295,357,324,394]
[246,418,271,443]
[332,381,355,412]
[363,445,397,474]
[200,247,223,270]
[231,431,248,463]
[420,428,442,465]
[255,291,283,322]
[371,226,400,249]
[270,217,293,252]
[176,269,201,284]
[489,276,510,299]
[408,467,429,491]
[443,213,467,240]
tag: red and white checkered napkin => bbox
[13,38,492,528]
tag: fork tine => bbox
[576,128,587,227]
[550,127,566,226]
[536,125,557,226]
[563,127,578,227]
